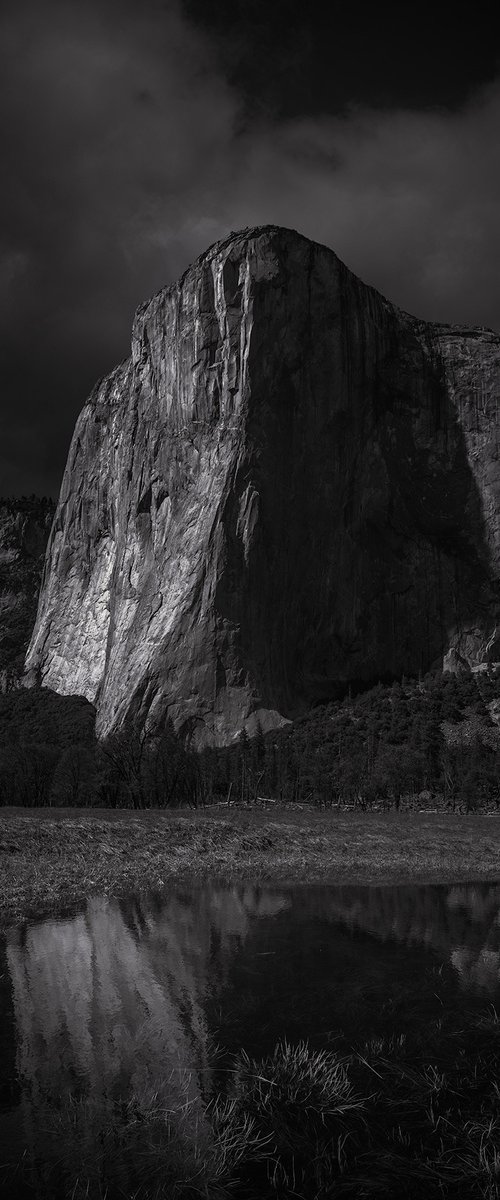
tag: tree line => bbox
[0,689,204,809]
[200,669,500,813]
[1,669,499,811]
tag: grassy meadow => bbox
[1,804,500,930]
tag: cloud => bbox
[0,0,237,328]
[213,90,500,331]
[1,0,500,495]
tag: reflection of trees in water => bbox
[3,885,290,1171]
[289,883,500,994]
[450,945,500,991]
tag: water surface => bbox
[1,879,500,1186]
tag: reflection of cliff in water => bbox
[3,886,290,1161]
[3,877,500,1180]
[294,883,500,993]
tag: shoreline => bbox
[1,805,500,931]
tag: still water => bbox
[1,880,500,1188]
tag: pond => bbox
[1,879,500,1197]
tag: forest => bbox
[1,668,499,811]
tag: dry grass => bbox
[1,805,500,929]
[5,1016,500,1198]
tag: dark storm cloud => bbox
[1,0,500,495]
[231,91,500,331]
[0,0,238,494]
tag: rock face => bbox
[0,498,54,691]
[25,226,500,744]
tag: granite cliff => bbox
[24,227,500,744]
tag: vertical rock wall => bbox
[25,227,500,743]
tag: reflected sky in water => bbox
[1,880,500,1180]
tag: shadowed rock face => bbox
[24,226,500,744]
[0,499,54,692]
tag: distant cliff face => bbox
[25,227,500,744]
[0,498,54,691]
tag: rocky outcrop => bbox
[0,498,54,691]
[25,227,500,744]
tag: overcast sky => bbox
[1,0,500,497]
